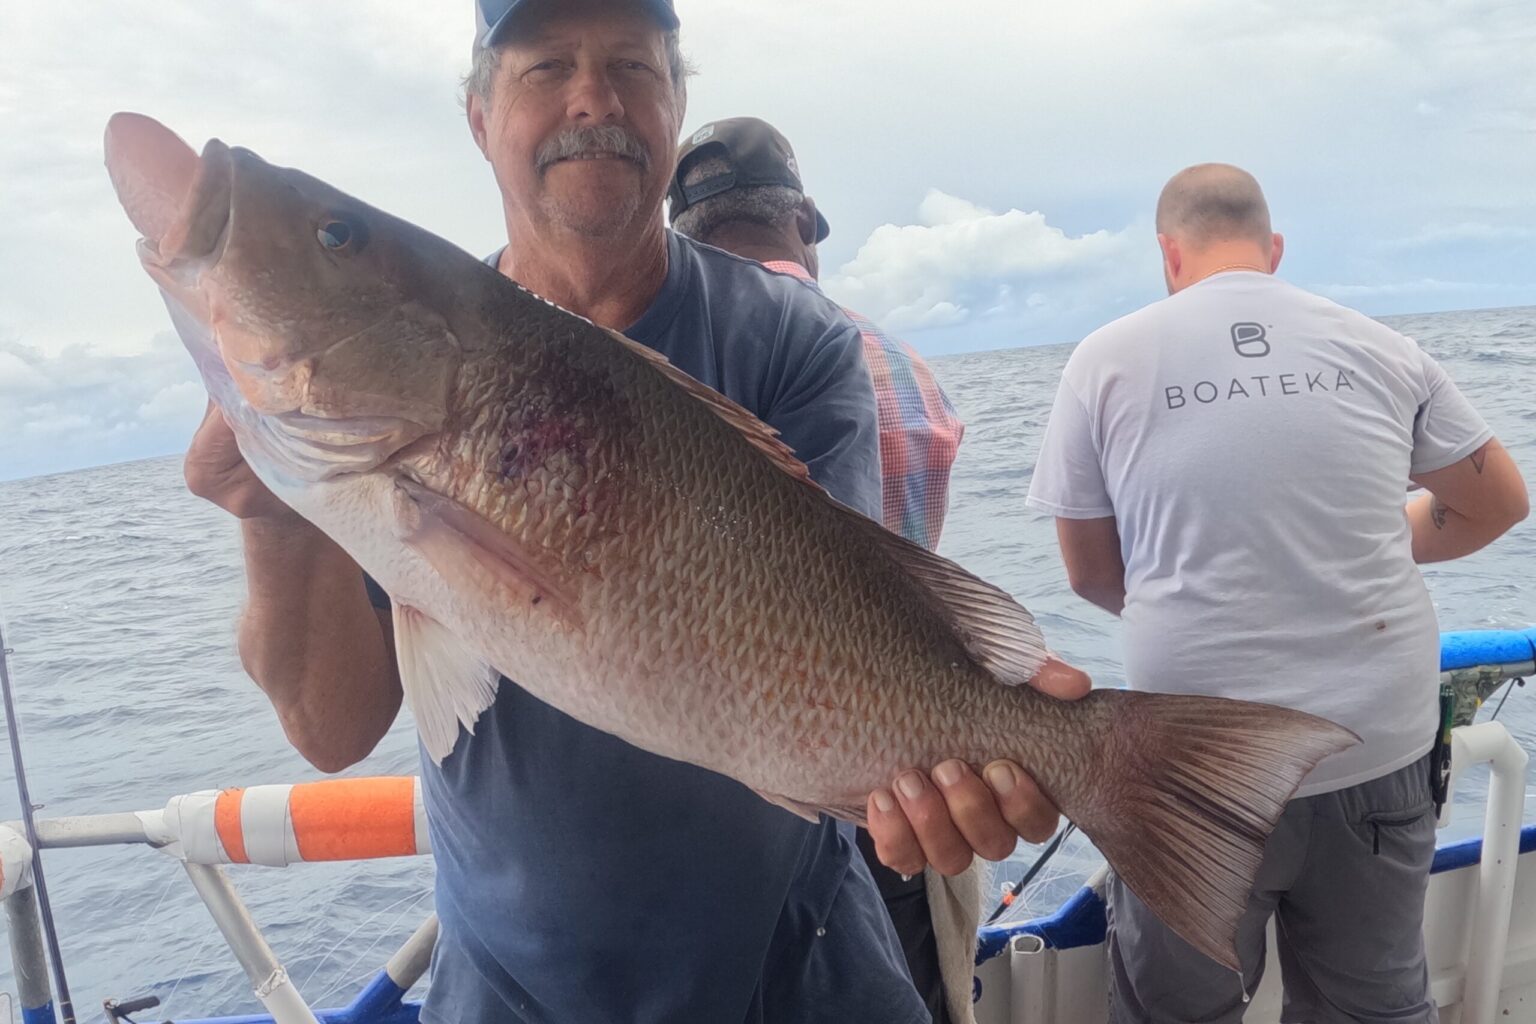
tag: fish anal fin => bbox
[1059,691,1359,970]
[751,789,865,824]
[392,604,501,765]
[390,477,582,631]
[752,789,822,822]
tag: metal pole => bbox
[1456,722,1528,1024]
[183,863,321,1024]
[6,814,152,850]
[6,887,54,1021]
[0,620,74,1024]
[383,914,438,990]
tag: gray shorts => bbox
[1107,752,1438,1024]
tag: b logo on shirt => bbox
[1231,322,1271,358]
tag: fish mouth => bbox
[145,142,234,292]
[105,114,234,297]
[105,115,444,483]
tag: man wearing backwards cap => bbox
[186,1,1084,1020]
[671,118,964,553]
[672,118,970,1023]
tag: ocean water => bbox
[0,305,1531,1013]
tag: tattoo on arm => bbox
[1431,499,1449,530]
[1470,442,1489,475]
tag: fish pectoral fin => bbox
[390,478,582,631]
[392,603,501,765]
[750,789,823,822]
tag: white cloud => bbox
[1,0,1533,470]
[1316,278,1499,300]
[0,349,49,395]
[22,410,94,438]
[0,332,204,480]
[1383,223,1536,250]
[139,380,208,423]
[0,1,493,363]
[1469,110,1536,135]
[824,190,1153,340]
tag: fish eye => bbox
[317,218,366,253]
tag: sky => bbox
[1,0,1533,481]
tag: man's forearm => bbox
[1057,517,1127,617]
[1407,493,1517,564]
[238,516,403,771]
[1073,579,1126,617]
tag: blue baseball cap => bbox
[476,0,680,49]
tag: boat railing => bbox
[1442,722,1529,1024]
[1,777,436,1024]
[3,628,1533,1024]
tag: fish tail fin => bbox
[1061,691,1358,970]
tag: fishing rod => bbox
[1489,676,1526,721]
[985,822,1077,926]
[0,614,78,1024]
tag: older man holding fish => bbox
[165,0,1080,1020]
[105,0,1360,1014]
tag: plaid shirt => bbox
[764,261,965,549]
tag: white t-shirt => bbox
[1026,271,1492,796]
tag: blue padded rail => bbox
[976,885,1107,963]
[1441,629,1536,672]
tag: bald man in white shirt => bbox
[1027,164,1528,1023]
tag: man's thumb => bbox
[1030,655,1092,700]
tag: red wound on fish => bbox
[499,411,593,481]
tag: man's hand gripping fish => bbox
[103,112,1357,971]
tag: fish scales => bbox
[394,282,1052,792]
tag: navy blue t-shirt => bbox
[393,232,927,1024]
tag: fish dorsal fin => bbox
[853,514,1048,685]
[602,328,820,489]
[602,326,1046,687]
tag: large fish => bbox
[104,113,1355,969]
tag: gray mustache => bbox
[535,126,652,172]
